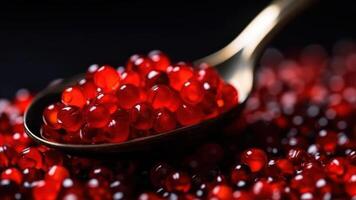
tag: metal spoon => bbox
[24,0,312,154]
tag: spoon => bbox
[24,0,312,155]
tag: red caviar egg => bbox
[95,93,119,114]
[175,104,203,126]
[180,79,205,105]
[78,79,99,100]
[130,103,155,130]
[153,108,177,133]
[1,168,23,184]
[18,147,43,170]
[241,148,267,172]
[40,50,238,145]
[148,50,171,72]
[117,84,141,109]
[145,70,169,89]
[57,106,83,132]
[129,56,154,76]
[217,83,239,111]
[84,104,110,128]
[42,103,63,129]
[121,70,141,87]
[196,65,221,90]
[168,62,194,91]
[208,184,233,200]
[164,171,191,193]
[147,85,175,110]
[94,65,121,92]
[106,110,130,143]
[61,86,86,108]
[45,165,69,184]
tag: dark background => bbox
[0,0,355,98]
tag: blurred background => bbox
[0,0,355,98]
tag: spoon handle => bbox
[196,0,314,66]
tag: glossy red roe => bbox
[32,180,60,200]
[199,91,219,119]
[61,86,87,108]
[316,130,338,153]
[290,173,315,193]
[217,83,239,111]
[121,70,141,87]
[14,89,33,114]
[95,93,119,114]
[145,70,169,89]
[78,79,99,100]
[150,163,172,187]
[86,178,111,200]
[106,110,130,143]
[18,147,43,170]
[126,54,141,69]
[42,149,64,168]
[252,180,281,199]
[89,166,113,181]
[93,65,121,92]
[41,51,239,144]
[208,184,233,200]
[57,106,83,132]
[275,159,294,175]
[117,84,141,109]
[180,79,205,105]
[148,50,171,72]
[22,168,43,182]
[0,146,18,168]
[42,103,63,129]
[233,190,253,200]
[41,125,62,142]
[147,85,175,110]
[164,171,191,193]
[1,168,23,184]
[325,158,346,182]
[45,165,69,184]
[153,108,177,133]
[168,63,194,91]
[84,104,110,128]
[130,103,154,130]
[241,148,267,172]
[345,167,356,196]
[196,65,221,90]
[176,104,203,126]
[230,164,251,188]
[58,178,85,200]
[287,148,310,165]
[128,56,154,76]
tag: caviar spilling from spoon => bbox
[41,51,239,144]
[1,42,356,199]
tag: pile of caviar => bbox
[41,50,238,144]
[0,42,356,199]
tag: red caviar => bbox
[41,51,238,144]
[93,65,121,92]
[1,44,354,199]
[61,86,86,108]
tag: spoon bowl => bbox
[24,0,312,154]
[24,74,243,155]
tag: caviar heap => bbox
[1,42,356,199]
[41,51,239,144]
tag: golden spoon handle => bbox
[195,0,313,66]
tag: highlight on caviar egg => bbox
[41,50,239,144]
